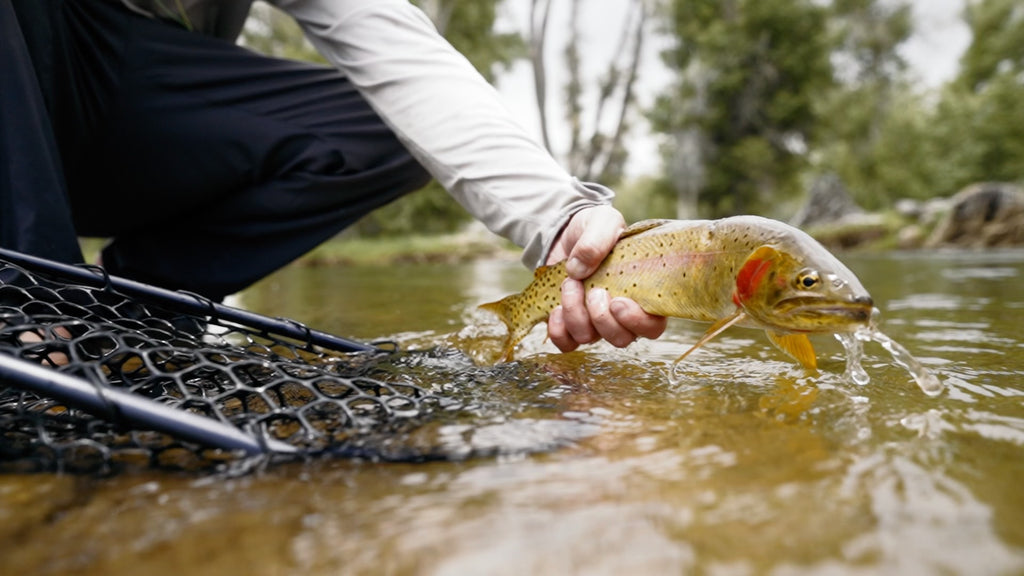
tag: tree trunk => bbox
[671,128,704,220]
[672,59,712,220]
[529,0,554,153]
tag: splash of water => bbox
[668,358,688,386]
[670,309,944,396]
[863,327,944,396]
[835,309,945,397]
[835,332,870,386]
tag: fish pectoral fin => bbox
[673,309,747,365]
[766,331,817,371]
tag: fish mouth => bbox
[769,296,875,331]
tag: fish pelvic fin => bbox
[766,331,817,371]
[672,309,747,368]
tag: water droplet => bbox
[835,332,870,386]
[863,327,944,396]
[835,311,943,396]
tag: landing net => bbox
[0,249,450,475]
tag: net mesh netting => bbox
[0,251,460,475]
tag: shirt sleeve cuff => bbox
[519,179,616,269]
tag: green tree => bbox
[925,0,1024,192]
[649,0,834,218]
[958,0,1024,92]
[817,0,1024,207]
[811,0,916,209]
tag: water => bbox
[3,250,1024,575]
[837,324,946,397]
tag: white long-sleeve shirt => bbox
[119,0,615,267]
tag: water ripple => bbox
[886,293,991,311]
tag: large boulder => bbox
[925,182,1024,248]
[791,173,890,249]
[790,172,864,229]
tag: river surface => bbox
[3,249,1024,575]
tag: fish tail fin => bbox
[479,264,566,362]
[479,294,530,361]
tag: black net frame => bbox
[0,247,451,475]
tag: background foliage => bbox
[242,0,1024,233]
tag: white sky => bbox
[492,0,972,178]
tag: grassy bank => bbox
[78,230,518,268]
[297,231,518,266]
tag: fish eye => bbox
[796,269,820,289]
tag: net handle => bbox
[0,353,298,456]
[0,247,380,354]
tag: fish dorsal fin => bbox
[672,309,747,367]
[766,331,817,371]
[621,219,673,240]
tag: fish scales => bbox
[481,216,874,365]
[591,221,760,321]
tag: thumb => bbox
[564,206,625,279]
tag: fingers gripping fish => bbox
[479,216,875,369]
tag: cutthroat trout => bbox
[480,216,876,368]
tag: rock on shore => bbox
[924,182,1024,248]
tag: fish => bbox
[479,216,876,368]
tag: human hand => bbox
[545,205,667,353]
